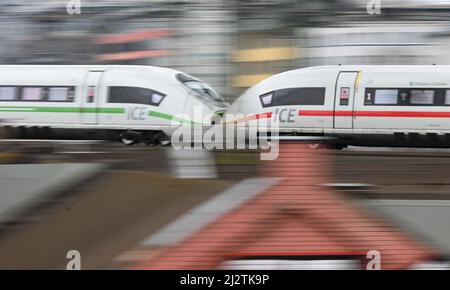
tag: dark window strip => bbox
[259,87,326,108]
[365,87,450,106]
[0,86,76,103]
[108,86,166,107]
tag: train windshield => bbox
[177,73,226,105]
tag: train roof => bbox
[259,65,450,84]
[290,65,450,73]
[0,65,184,78]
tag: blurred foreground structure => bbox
[131,143,440,270]
[3,1,450,100]
[1,139,450,269]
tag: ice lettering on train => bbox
[127,107,147,121]
[274,108,296,123]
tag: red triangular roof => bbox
[135,143,437,270]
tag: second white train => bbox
[227,65,450,148]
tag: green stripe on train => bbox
[92,108,125,114]
[0,106,201,125]
[148,111,202,125]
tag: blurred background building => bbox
[2,0,450,101]
[2,0,450,270]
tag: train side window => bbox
[48,87,74,102]
[0,87,17,101]
[366,88,449,106]
[445,90,450,105]
[108,86,165,106]
[273,87,325,106]
[21,87,44,101]
[410,89,434,105]
[374,89,398,105]
[151,92,165,105]
[259,92,274,108]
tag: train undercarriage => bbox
[0,126,171,146]
[2,125,450,149]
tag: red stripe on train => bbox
[298,110,335,116]
[228,112,272,124]
[298,110,353,117]
[356,111,450,118]
[299,110,450,118]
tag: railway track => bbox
[2,138,450,153]
[1,139,450,198]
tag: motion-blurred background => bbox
[3,0,450,101]
[1,0,450,270]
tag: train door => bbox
[334,71,358,129]
[81,71,104,124]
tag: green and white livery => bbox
[0,65,227,145]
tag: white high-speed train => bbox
[227,65,450,148]
[0,65,227,145]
